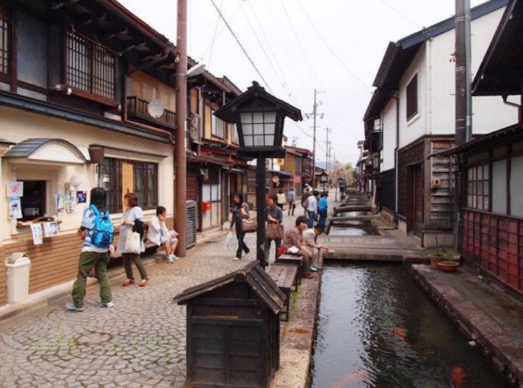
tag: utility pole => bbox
[325,127,331,172]
[455,0,472,146]
[175,0,187,256]
[305,89,324,188]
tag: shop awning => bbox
[2,138,89,164]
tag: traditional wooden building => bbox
[0,0,245,306]
[449,0,523,297]
[363,0,517,247]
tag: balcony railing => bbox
[127,96,176,129]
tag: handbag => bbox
[241,220,257,233]
[266,223,284,240]
[124,231,141,254]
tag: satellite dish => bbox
[147,99,165,118]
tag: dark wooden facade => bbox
[173,262,284,388]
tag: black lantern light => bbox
[215,82,302,269]
[319,171,328,192]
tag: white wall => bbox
[381,97,398,171]
[0,106,174,240]
[397,7,517,149]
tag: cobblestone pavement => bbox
[0,209,301,387]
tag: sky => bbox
[117,0,490,167]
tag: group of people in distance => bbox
[229,187,330,281]
[66,187,179,312]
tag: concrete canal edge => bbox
[270,268,321,388]
[410,264,523,386]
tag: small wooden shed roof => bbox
[173,262,285,315]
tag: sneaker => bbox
[310,266,318,272]
[172,255,180,261]
[167,255,175,263]
[66,302,84,312]
[233,257,241,261]
[139,279,149,287]
[122,279,135,287]
[98,301,114,308]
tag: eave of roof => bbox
[472,0,522,96]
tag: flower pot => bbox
[437,261,459,273]
[429,255,441,269]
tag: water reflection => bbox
[311,264,509,388]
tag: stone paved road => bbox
[0,210,301,388]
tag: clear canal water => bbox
[310,263,510,388]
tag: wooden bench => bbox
[267,263,298,321]
[276,254,304,287]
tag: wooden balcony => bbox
[126,96,176,130]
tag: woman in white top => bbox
[147,206,179,263]
[118,192,148,287]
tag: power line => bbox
[375,0,424,29]
[209,0,273,93]
[295,0,372,93]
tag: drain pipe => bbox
[392,93,400,227]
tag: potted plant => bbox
[437,250,460,272]
[427,234,459,270]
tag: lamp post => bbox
[214,82,302,269]
[319,171,328,193]
[339,179,347,201]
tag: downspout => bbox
[391,94,400,226]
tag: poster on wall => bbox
[55,194,65,213]
[43,222,59,237]
[77,191,87,204]
[30,224,43,245]
[7,181,23,197]
[8,197,22,219]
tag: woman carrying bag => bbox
[118,192,149,287]
[265,194,284,263]
[230,193,251,261]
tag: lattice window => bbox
[406,74,418,121]
[134,162,158,210]
[467,164,489,210]
[211,108,227,139]
[0,5,9,74]
[66,31,116,100]
[99,158,122,213]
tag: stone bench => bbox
[267,263,298,321]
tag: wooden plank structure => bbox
[266,263,298,321]
[275,254,303,286]
[173,262,285,388]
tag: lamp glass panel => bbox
[240,112,253,124]
[243,123,253,135]
[253,123,265,135]
[254,135,265,146]
[253,112,264,123]
[265,135,274,145]
[244,135,254,147]
[264,111,276,123]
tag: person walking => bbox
[119,192,149,287]
[287,187,296,216]
[265,194,283,263]
[317,192,329,227]
[230,193,251,261]
[303,225,329,272]
[147,206,178,263]
[66,187,113,311]
[306,190,318,228]
[282,216,314,279]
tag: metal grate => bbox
[186,200,197,248]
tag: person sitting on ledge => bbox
[281,215,314,279]
[147,206,179,263]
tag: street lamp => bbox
[339,178,347,201]
[319,171,329,193]
[215,81,302,269]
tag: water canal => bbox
[310,263,510,387]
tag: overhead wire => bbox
[374,0,424,29]
[205,0,224,68]
[208,0,274,93]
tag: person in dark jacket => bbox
[230,193,251,261]
[265,194,283,263]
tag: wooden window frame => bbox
[65,29,117,104]
[0,3,10,80]
[99,157,158,213]
[466,163,489,211]
[211,108,227,140]
[406,74,418,121]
